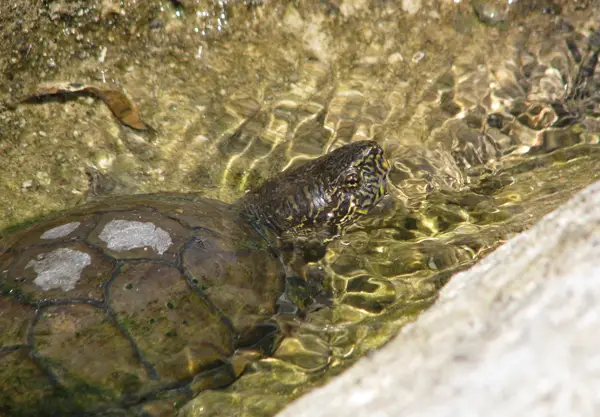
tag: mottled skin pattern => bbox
[241,141,389,236]
[0,141,388,417]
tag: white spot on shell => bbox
[98,220,172,255]
[26,248,91,291]
[41,222,81,240]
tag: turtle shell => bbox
[0,194,285,417]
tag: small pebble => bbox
[388,52,404,64]
[98,46,107,63]
[412,51,425,63]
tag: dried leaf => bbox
[87,87,147,130]
[23,82,148,130]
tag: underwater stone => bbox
[26,248,91,291]
[99,220,172,255]
[40,222,81,240]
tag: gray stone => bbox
[279,180,600,417]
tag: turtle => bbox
[0,140,389,417]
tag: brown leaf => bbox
[23,82,148,131]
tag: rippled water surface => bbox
[1,0,599,416]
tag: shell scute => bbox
[183,231,284,341]
[9,214,99,250]
[87,211,190,261]
[33,303,153,401]
[108,262,234,383]
[6,242,114,302]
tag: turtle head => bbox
[241,140,389,236]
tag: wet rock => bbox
[279,179,600,417]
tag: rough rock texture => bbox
[279,179,600,417]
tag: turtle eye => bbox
[344,173,360,187]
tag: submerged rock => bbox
[279,179,600,417]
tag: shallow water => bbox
[1,0,599,416]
